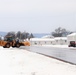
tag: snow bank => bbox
[0,47,76,75]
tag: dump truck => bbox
[0,36,30,48]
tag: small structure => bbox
[30,37,67,45]
[30,38,55,45]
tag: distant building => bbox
[30,37,67,45]
[30,33,76,46]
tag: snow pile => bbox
[0,47,76,75]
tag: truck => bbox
[0,36,30,48]
[67,33,76,47]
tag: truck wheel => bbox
[68,45,71,47]
[16,43,20,48]
[12,46,16,48]
[3,46,6,48]
[5,43,10,48]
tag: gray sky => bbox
[0,0,76,33]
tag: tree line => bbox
[0,27,73,40]
[5,27,73,39]
[5,31,34,40]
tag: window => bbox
[56,40,58,42]
[65,40,67,42]
[35,42,37,45]
[51,42,52,44]
[45,41,46,44]
[39,41,40,44]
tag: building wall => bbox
[54,39,67,45]
[30,37,67,45]
[30,33,76,46]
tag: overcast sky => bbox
[0,0,76,33]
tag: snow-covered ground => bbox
[0,46,76,75]
[38,45,76,50]
[42,45,68,48]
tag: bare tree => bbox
[5,31,31,40]
[5,31,16,39]
[16,31,22,39]
[0,36,1,40]
[28,33,34,39]
[52,27,72,37]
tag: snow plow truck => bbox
[0,36,30,48]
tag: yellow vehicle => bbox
[0,36,30,48]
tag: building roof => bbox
[30,38,55,41]
[41,35,54,38]
[67,33,76,37]
[30,37,67,41]
[54,37,67,40]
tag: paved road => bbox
[20,46,76,65]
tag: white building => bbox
[30,37,67,45]
[30,38,55,45]
[30,32,74,45]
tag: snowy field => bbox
[0,46,76,75]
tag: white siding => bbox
[30,37,67,45]
[54,37,67,45]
